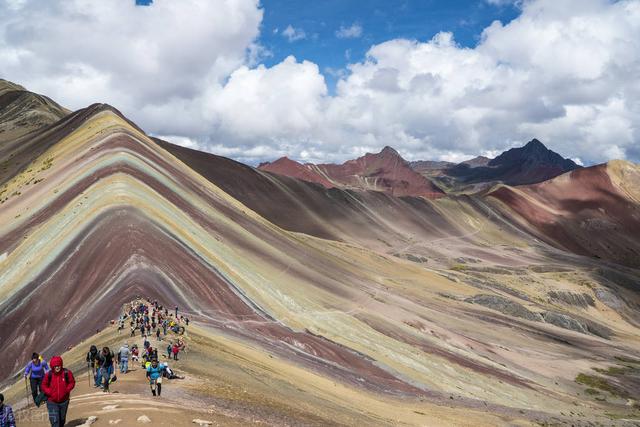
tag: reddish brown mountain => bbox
[258,146,445,198]
[488,160,640,268]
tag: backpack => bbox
[45,369,70,386]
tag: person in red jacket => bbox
[40,356,75,427]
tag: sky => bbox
[0,0,639,166]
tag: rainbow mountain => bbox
[1,79,640,426]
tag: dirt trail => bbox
[11,309,244,427]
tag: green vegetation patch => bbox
[593,366,632,376]
[575,373,627,397]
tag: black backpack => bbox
[45,369,70,386]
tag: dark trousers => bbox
[46,399,69,427]
[29,377,42,403]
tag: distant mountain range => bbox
[259,146,445,198]
[444,139,580,186]
[259,138,581,198]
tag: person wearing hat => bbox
[40,356,75,427]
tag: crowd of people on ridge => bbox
[11,298,189,426]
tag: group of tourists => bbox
[20,353,75,427]
[126,301,189,340]
[12,298,189,426]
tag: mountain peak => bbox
[522,138,547,152]
[380,146,400,156]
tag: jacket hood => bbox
[50,356,63,368]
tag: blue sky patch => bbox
[259,0,520,90]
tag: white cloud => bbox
[0,0,263,136]
[211,0,639,164]
[336,23,363,39]
[1,0,639,166]
[282,25,306,42]
[486,0,521,6]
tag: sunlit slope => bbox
[488,161,640,268]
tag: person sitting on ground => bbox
[40,356,75,427]
[146,359,164,397]
[23,352,49,405]
[0,393,16,427]
[131,345,139,363]
[161,362,184,380]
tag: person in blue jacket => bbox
[0,393,16,427]
[23,352,49,405]
[146,359,164,397]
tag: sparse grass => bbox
[593,366,632,376]
[584,388,601,395]
[39,157,54,171]
[575,373,626,397]
[450,264,467,272]
[615,356,640,364]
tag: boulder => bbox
[193,420,214,426]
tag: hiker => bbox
[185,317,189,326]
[156,327,161,341]
[98,347,115,392]
[146,359,164,397]
[175,305,178,317]
[162,319,167,335]
[23,352,49,404]
[166,343,172,359]
[130,324,136,337]
[171,343,180,360]
[162,363,184,380]
[139,324,145,337]
[131,345,140,363]
[118,343,130,374]
[85,345,101,387]
[41,356,75,427]
[0,393,16,427]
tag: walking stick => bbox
[24,376,30,409]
